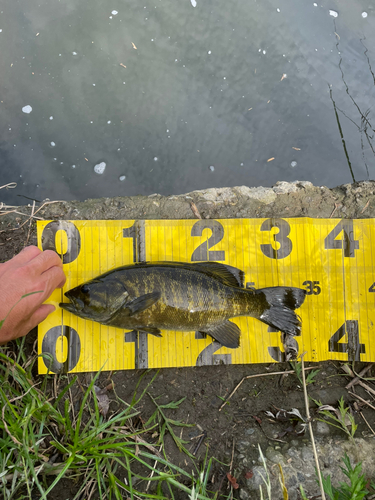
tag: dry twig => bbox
[218,367,318,411]
[345,363,374,390]
[300,352,326,500]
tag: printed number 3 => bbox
[260,218,292,259]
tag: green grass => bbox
[0,347,229,500]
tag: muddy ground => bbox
[2,180,375,499]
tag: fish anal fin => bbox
[192,262,245,288]
[200,320,241,348]
[127,292,161,316]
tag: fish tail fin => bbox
[257,287,306,336]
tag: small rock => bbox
[301,446,314,462]
[315,421,330,435]
[239,489,249,500]
[245,428,255,436]
[265,446,285,464]
[237,441,250,453]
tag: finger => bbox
[39,266,66,298]
[28,249,63,275]
[29,304,56,329]
[2,246,41,269]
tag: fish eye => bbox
[81,284,90,293]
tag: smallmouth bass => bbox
[60,261,306,348]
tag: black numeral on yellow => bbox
[41,221,81,264]
[369,282,375,292]
[196,340,232,366]
[302,280,321,295]
[260,218,292,259]
[328,320,365,361]
[41,326,81,373]
[191,220,225,261]
[324,219,359,258]
[123,221,145,263]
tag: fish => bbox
[59,261,306,348]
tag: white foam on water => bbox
[71,165,76,169]
[208,50,211,54]
[22,105,32,114]
[0,29,2,33]
[50,141,56,147]
[49,116,53,120]
[362,12,368,18]
[72,51,77,55]
[94,162,106,174]
[107,120,111,124]
[190,0,197,7]
[290,160,297,168]
[329,10,338,17]
[154,157,158,161]
[209,165,215,172]
[111,10,118,15]
[119,175,126,181]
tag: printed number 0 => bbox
[191,220,225,261]
[260,218,292,259]
[41,221,81,264]
[41,326,81,373]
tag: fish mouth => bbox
[59,291,84,313]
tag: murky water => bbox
[0,0,374,204]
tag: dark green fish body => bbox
[60,261,306,348]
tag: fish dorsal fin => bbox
[191,262,245,288]
[113,260,245,288]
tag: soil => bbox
[2,180,375,499]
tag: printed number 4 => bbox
[328,320,365,361]
[324,219,359,258]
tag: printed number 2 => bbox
[191,220,225,261]
[324,219,359,258]
[328,320,365,361]
[260,218,292,259]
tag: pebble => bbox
[315,421,330,435]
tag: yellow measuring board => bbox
[36,217,375,374]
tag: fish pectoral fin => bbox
[200,321,241,348]
[127,292,161,316]
[139,327,162,337]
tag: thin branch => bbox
[300,352,326,500]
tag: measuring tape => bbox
[36,217,374,374]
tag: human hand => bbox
[0,246,66,344]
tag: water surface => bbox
[0,0,374,204]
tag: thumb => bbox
[29,304,56,329]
